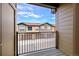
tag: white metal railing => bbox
[17,32,56,55]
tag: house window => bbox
[41,26,45,29]
[35,27,39,30]
[47,26,51,29]
[48,29,52,32]
[28,26,32,31]
[19,25,25,32]
[20,29,25,31]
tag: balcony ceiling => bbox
[30,3,59,9]
[42,3,59,8]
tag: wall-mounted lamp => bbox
[51,8,56,14]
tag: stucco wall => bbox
[26,26,39,32]
[2,3,15,56]
[52,27,55,32]
[18,24,40,32]
[17,23,55,32]
[56,4,74,55]
[40,24,54,32]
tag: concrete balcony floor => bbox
[19,47,65,56]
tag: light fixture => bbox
[51,8,56,14]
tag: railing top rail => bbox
[16,31,56,34]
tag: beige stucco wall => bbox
[0,4,2,56]
[40,24,54,32]
[26,26,39,32]
[18,24,55,32]
[18,25,40,32]
[56,4,74,55]
[52,27,55,32]
[2,3,15,56]
[31,27,39,32]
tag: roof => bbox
[39,23,55,27]
[17,23,26,25]
[17,22,41,26]
[17,22,55,27]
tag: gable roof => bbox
[39,23,55,27]
[17,23,26,25]
[17,22,41,26]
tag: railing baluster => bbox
[37,33,39,50]
[29,33,32,52]
[23,33,24,53]
[20,33,21,54]
[29,33,30,52]
[36,33,37,51]
[27,33,28,53]
[16,32,18,55]
[35,33,37,50]
[24,33,26,53]
[46,32,47,48]
[18,33,19,54]
[47,32,48,48]
[36,33,38,50]
[40,32,41,49]
[31,33,32,52]
[34,33,35,51]
[38,33,40,50]
[24,33,25,53]
[22,34,23,54]
[28,33,30,52]
[40,32,41,50]
[38,33,40,49]
[19,34,22,54]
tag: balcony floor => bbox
[19,47,65,56]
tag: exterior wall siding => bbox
[73,4,79,55]
[0,4,2,56]
[2,3,15,56]
[56,4,74,55]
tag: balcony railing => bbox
[16,32,56,55]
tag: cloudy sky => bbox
[16,3,55,24]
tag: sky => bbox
[16,3,55,24]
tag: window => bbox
[28,26,32,31]
[20,29,25,31]
[35,27,39,30]
[41,26,45,29]
[48,29,52,32]
[19,25,25,32]
[47,26,51,29]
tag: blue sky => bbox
[16,3,55,24]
